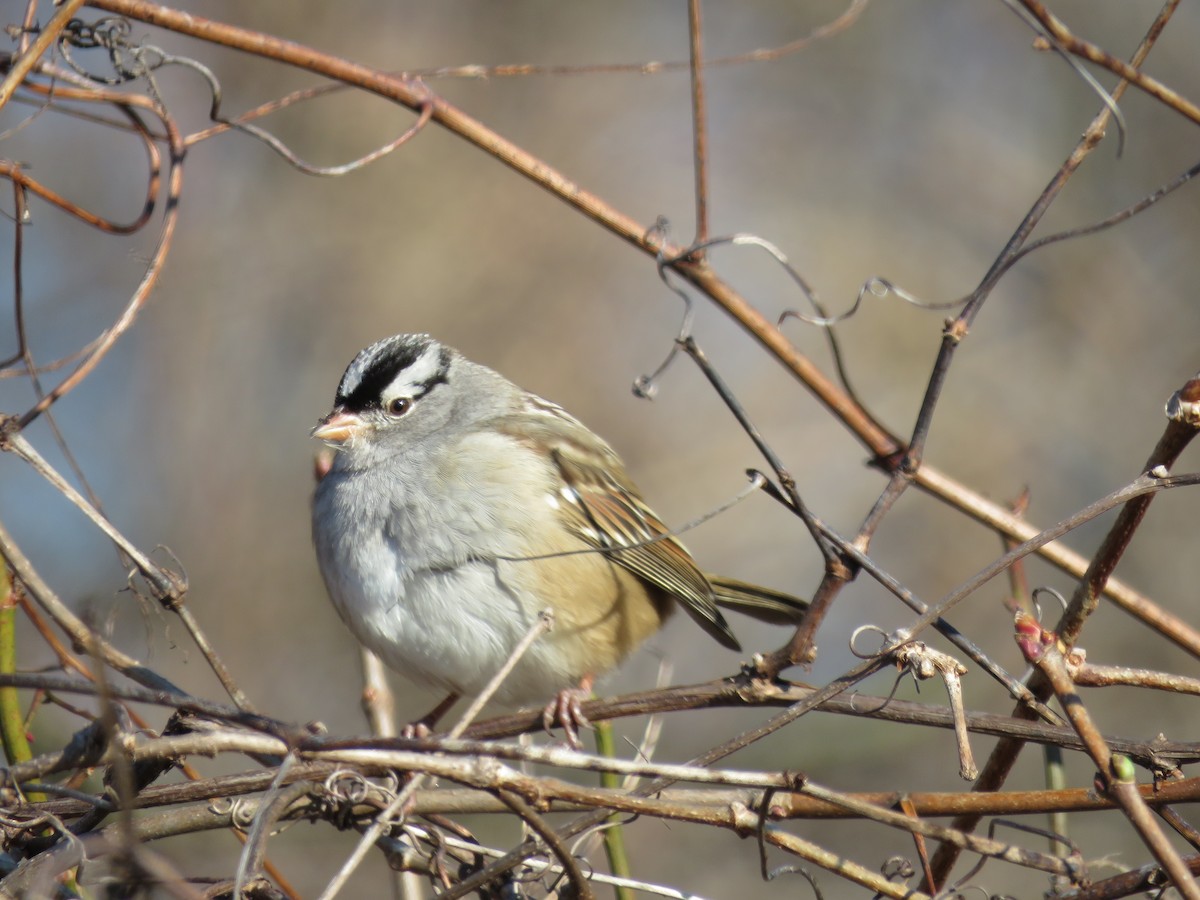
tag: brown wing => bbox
[493,406,740,651]
[552,449,741,651]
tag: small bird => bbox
[311,334,806,744]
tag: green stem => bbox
[0,559,41,800]
[594,720,634,900]
[1044,745,1069,877]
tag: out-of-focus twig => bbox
[1018,0,1200,126]
[359,649,397,739]
[391,0,870,81]
[0,515,183,696]
[687,0,708,250]
[1,431,255,712]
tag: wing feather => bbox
[494,409,741,651]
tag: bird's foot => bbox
[400,721,432,740]
[541,677,594,749]
[401,692,460,740]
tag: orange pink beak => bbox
[311,409,365,446]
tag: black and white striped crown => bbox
[335,333,452,412]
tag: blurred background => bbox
[3,0,1200,895]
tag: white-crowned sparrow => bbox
[311,333,805,741]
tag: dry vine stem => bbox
[2,1,1200,898]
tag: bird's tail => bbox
[707,575,808,626]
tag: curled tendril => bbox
[210,796,256,831]
[764,863,824,898]
[324,769,374,805]
[777,277,966,332]
[1030,585,1069,623]
[633,219,694,400]
[543,851,595,896]
[879,855,915,882]
[849,624,890,659]
[59,15,433,178]
[849,623,912,659]
[379,769,402,794]
[60,17,170,104]
[639,224,886,419]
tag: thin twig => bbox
[687,0,708,250]
[380,0,870,82]
[1055,854,1200,900]
[1016,613,1200,898]
[233,757,306,896]
[1018,0,1200,126]
[929,371,1200,887]
[359,649,397,738]
[29,771,1200,825]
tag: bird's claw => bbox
[400,721,432,740]
[542,688,592,749]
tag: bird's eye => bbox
[387,397,412,417]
